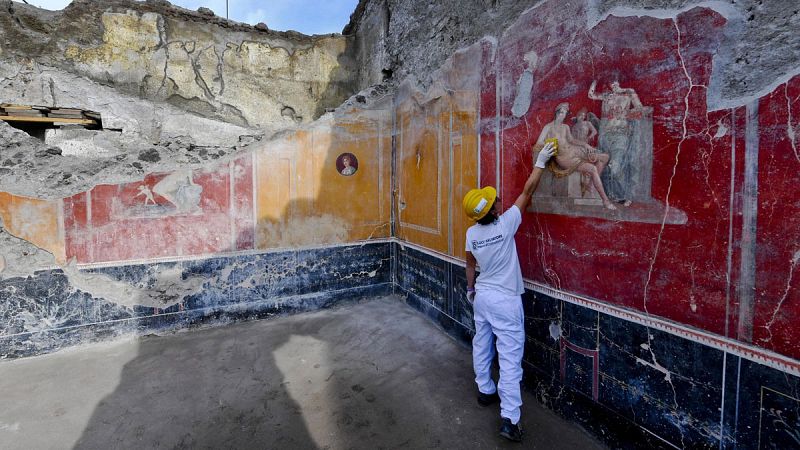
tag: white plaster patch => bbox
[714,120,728,139]
[549,322,561,341]
[586,1,742,30]
[511,50,538,118]
[61,261,206,309]
[511,70,534,119]
[635,356,672,383]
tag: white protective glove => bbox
[467,289,476,304]
[535,141,556,169]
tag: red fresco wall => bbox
[479,3,800,359]
[752,78,800,358]
[64,153,254,264]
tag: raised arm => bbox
[514,142,555,211]
[588,80,603,100]
[630,91,643,109]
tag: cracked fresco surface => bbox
[392,0,798,361]
[0,243,392,359]
[398,241,800,449]
[1,108,391,265]
[472,1,800,361]
[0,1,393,359]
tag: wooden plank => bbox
[48,114,85,119]
[0,115,96,125]
[9,111,44,117]
[49,108,82,114]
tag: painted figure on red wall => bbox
[153,171,203,213]
[589,80,654,205]
[535,102,616,210]
[136,185,156,205]
[571,108,599,146]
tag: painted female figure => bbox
[535,102,616,210]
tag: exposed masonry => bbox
[1,0,357,126]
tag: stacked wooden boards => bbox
[0,104,100,127]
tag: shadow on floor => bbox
[71,297,604,449]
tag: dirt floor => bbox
[0,296,605,449]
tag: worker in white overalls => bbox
[463,141,555,443]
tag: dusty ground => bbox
[0,297,605,449]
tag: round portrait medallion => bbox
[336,153,358,176]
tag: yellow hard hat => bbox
[462,186,497,220]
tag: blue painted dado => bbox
[394,243,800,450]
[3,239,798,448]
[0,242,391,359]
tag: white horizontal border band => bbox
[394,239,800,377]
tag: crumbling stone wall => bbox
[1,0,357,129]
[346,0,534,90]
[347,0,800,108]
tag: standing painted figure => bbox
[463,141,556,443]
[589,80,647,205]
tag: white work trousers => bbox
[472,290,525,424]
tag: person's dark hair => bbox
[477,200,497,225]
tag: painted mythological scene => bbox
[478,1,799,358]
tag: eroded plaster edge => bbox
[2,238,393,274]
[586,1,743,29]
[584,0,800,112]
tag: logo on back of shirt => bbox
[472,234,503,250]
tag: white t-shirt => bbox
[465,205,524,296]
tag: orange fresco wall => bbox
[0,192,65,263]
[395,92,478,259]
[254,108,392,249]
